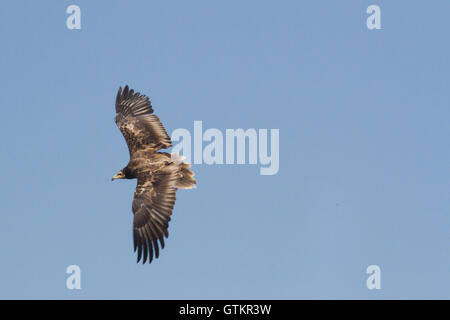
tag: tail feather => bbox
[171,153,196,189]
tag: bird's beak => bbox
[111,173,121,181]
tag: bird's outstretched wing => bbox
[115,85,172,155]
[132,165,179,263]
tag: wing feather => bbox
[132,165,179,264]
[115,85,172,155]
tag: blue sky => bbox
[0,1,449,299]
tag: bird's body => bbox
[112,85,196,264]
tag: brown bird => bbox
[112,85,196,264]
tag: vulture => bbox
[112,85,196,264]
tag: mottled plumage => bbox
[113,85,196,264]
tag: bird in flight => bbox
[112,85,196,264]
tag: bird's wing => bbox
[132,165,179,263]
[115,85,172,155]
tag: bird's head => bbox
[112,170,126,181]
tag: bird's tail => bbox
[171,153,196,189]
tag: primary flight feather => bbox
[112,85,196,264]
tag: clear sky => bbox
[0,1,449,299]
